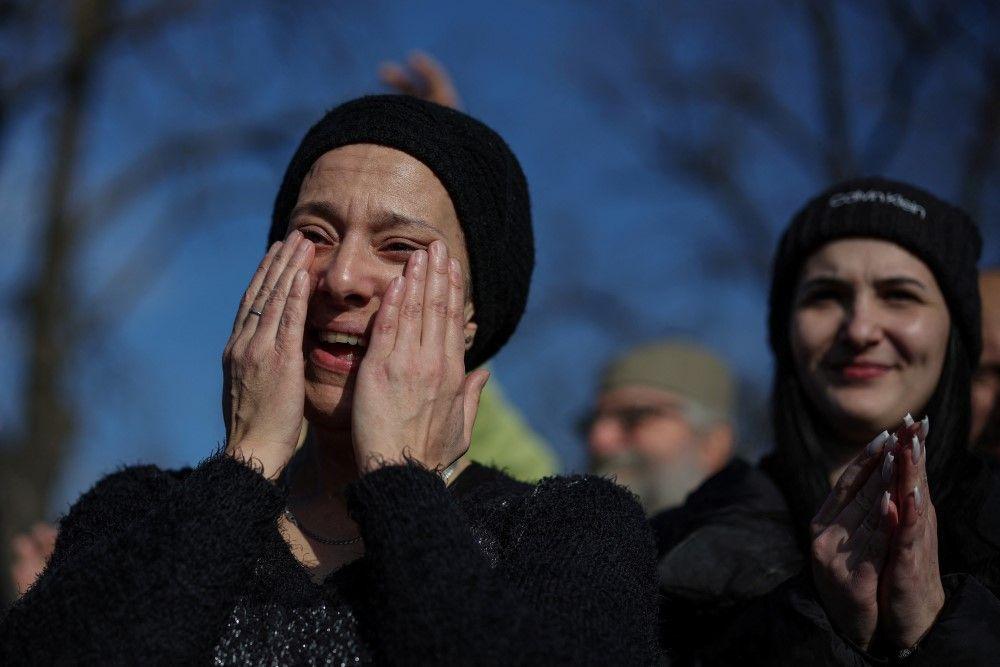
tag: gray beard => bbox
[591,448,707,515]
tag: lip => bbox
[828,360,894,381]
[305,319,370,374]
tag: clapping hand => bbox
[810,414,942,651]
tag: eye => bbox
[299,227,330,244]
[381,239,424,256]
[882,289,921,304]
[799,287,841,306]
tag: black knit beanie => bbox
[269,95,534,369]
[769,176,982,371]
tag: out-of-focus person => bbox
[586,340,735,513]
[8,524,57,598]
[972,268,1000,459]
[380,51,558,482]
[655,177,1000,664]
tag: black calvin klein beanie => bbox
[769,176,982,370]
[269,95,534,369]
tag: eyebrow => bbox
[289,201,444,236]
[798,274,928,292]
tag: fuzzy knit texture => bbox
[1,455,659,665]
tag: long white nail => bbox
[882,452,895,482]
[903,413,915,428]
[912,435,922,464]
[866,430,890,457]
[881,490,891,516]
[888,433,898,452]
[919,416,930,441]
[913,485,923,511]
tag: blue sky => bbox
[1,0,997,515]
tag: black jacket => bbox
[2,455,659,665]
[653,458,1000,665]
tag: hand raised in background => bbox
[10,522,57,597]
[379,51,462,110]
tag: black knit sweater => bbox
[1,455,658,665]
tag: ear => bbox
[462,288,477,351]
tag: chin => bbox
[303,381,353,430]
[824,389,908,436]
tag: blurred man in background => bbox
[587,340,735,513]
[973,268,1000,461]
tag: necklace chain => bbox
[281,460,460,546]
[282,507,362,546]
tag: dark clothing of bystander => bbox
[654,458,1000,665]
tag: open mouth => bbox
[308,331,368,374]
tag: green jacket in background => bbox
[468,376,559,482]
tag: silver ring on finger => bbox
[249,308,264,317]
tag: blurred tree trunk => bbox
[0,0,112,606]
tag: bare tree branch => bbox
[804,0,854,179]
[78,110,313,234]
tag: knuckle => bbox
[401,302,423,320]
[375,320,396,336]
[430,298,448,317]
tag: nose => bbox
[314,236,378,308]
[841,294,883,348]
[588,416,629,458]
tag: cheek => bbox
[790,310,836,367]
[892,310,950,368]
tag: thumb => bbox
[461,369,490,448]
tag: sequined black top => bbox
[2,455,659,665]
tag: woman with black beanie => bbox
[654,177,1000,665]
[1,96,659,665]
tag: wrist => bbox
[225,441,293,480]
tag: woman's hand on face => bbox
[879,417,945,650]
[810,430,898,650]
[223,231,315,479]
[351,240,489,476]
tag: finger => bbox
[421,240,451,348]
[851,491,897,572]
[379,62,419,96]
[461,369,490,448]
[395,249,427,353]
[242,231,304,338]
[812,430,891,531]
[31,523,57,552]
[896,424,932,542]
[37,530,57,557]
[444,258,467,359]
[11,534,33,559]
[832,445,895,535]
[367,276,405,361]
[255,237,313,343]
[232,241,282,334]
[409,51,461,108]
[274,245,315,354]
